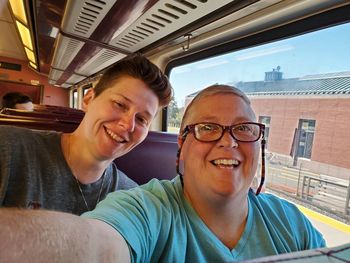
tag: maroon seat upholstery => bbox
[0,107,84,124]
[114,131,178,185]
[0,114,79,132]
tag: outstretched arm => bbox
[0,208,130,262]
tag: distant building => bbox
[264,66,283,81]
[185,71,350,180]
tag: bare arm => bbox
[0,208,130,263]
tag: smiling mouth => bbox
[105,127,127,143]
[211,159,240,168]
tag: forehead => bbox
[186,94,256,123]
[108,75,143,91]
[102,76,159,117]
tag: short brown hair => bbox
[94,54,173,107]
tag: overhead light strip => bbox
[9,0,38,70]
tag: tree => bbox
[167,96,181,128]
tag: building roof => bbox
[234,71,350,96]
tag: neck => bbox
[61,133,108,184]
[185,191,249,249]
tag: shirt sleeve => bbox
[116,168,139,189]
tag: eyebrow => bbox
[117,93,155,120]
[196,116,254,123]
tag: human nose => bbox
[119,112,135,132]
[218,128,238,148]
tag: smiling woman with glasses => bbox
[177,109,267,194]
[179,121,266,194]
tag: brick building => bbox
[238,71,350,180]
[186,71,350,180]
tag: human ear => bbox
[178,136,184,147]
[82,89,95,111]
[177,136,185,160]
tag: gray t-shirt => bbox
[0,125,138,215]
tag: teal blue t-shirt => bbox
[82,176,325,262]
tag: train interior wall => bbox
[0,56,69,106]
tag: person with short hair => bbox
[0,84,325,262]
[1,92,34,111]
[0,54,172,214]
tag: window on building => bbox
[297,119,316,159]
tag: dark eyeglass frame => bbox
[176,122,266,195]
[184,122,265,143]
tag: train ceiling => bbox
[1,0,349,89]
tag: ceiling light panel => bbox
[109,0,235,52]
[16,21,33,49]
[9,0,27,25]
[29,61,37,69]
[61,0,117,37]
[24,47,35,63]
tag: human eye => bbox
[113,99,126,110]
[197,123,219,133]
[235,124,253,133]
[136,114,149,126]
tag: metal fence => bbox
[265,162,350,221]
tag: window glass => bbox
[296,119,315,159]
[72,90,78,109]
[168,22,350,243]
[83,84,92,96]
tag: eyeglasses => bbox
[183,122,265,143]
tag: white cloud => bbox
[172,67,192,74]
[195,59,229,69]
[235,45,294,61]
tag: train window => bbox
[168,22,350,246]
[72,90,78,109]
[82,83,92,96]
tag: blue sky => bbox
[169,22,350,107]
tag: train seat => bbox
[0,114,79,132]
[0,107,84,123]
[114,131,178,185]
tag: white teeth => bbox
[213,159,239,166]
[106,128,125,143]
